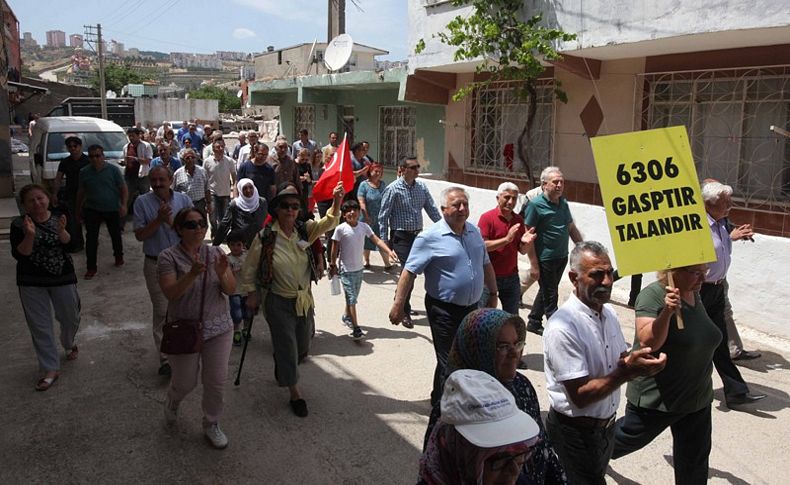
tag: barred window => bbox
[643,67,790,204]
[294,105,315,138]
[468,81,554,180]
[379,106,416,167]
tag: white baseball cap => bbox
[441,369,540,448]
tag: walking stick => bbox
[234,315,254,386]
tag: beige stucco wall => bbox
[255,45,379,80]
[553,57,646,183]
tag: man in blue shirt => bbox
[181,123,204,154]
[379,156,442,327]
[150,144,182,174]
[389,186,498,407]
[133,166,193,377]
[699,180,765,408]
[291,129,317,159]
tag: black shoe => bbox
[732,350,761,361]
[726,393,767,407]
[402,315,414,329]
[526,323,544,336]
[289,398,308,417]
[158,362,171,376]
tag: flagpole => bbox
[338,132,346,176]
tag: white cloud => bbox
[233,27,257,39]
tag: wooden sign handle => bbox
[667,272,684,330]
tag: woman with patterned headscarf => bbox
[423,308,567,485]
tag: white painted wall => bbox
[134,99,219,126]
[415,177,790,338]
[408,0,790,71]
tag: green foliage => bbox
[92,63,145,94]
[429,0,575,101]
[417,0,577,183]
[188,85,239,112]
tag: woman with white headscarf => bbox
[212,178,268,248]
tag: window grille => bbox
[379,106,416,167]
[641,66,790,204]
[294,105,315,139]
[468,81,554,180]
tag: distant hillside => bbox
[138,51,169,60]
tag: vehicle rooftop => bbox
[36,116,125,131]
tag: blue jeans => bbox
[479,273,521,314]
[528,257,568,328]
[228,294,249,326]
[211,195,230,236]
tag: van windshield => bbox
[46,132,128,161]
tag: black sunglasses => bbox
[278,202,301,211]
[181,219,207,230]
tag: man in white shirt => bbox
[236,131,260,168]
[203,140,237,237]
[543,241,666,485]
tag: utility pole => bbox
[84,24,107,119]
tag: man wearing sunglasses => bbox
[53,136,89,252]
[379,156,441,328]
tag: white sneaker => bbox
[163,396,178,425]
[204,423,228,449]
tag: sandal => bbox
[66,345,79,360]
[36,373,59,392]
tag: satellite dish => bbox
[236,89,243,98]
[324,33,353,72]
[106,90,117,98]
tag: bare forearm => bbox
[135,218,163,241]
[484,237,511,252]
[637,311,672,350]
[161,272,200,301]
[16,233,35,256]
[393,271,416,308]
[568,369,629,408]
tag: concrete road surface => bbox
[1,231,788,484]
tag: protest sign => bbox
[590,126,715,276]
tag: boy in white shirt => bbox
[330,200,397,339]
[226,230,251,346]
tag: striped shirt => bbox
[172,165,209,203]
[378,177,441,241]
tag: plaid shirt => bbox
[378,177,441,241]
[172,165,209,202]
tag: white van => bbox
[29,116,128,185]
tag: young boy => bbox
[330,200,397,340]
[226,230,252,346]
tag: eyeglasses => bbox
[181,219,207,230]
[488,450,533,471]
[184,156,196,161]
[278,202,301,211]
[405,164,420,170]
[495,341,526,354]
[680,267,709,278]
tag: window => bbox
[294,105,315,139]
[379,106,416,167]
[468,81,554,180]
[642,67,790,203]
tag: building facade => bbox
[254,43,387,81]
[69,34,83,48]
[45,30,65,47]
[408,0,790,238]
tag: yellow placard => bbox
[590,126,715,276]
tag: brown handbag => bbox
[160,250,209,355]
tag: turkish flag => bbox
[313,132,355,202]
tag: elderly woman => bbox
[158,207,236,449]
[357,162,391,269]
[240,180,344,417]
[212,178,268,248]
[611,264,722,483]
[424,308,567,484]
[163,127,181,157]
[420,369,541,485]
[11,184,80,391]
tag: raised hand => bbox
[521,226,537,245]
[506,223,521,242]
[214,252,229,277]
[624,347,668,377]
[157,200,173,224]
[189,251,207,276]
[663,286,680,313]
[22,215,36,237]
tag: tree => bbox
[416,0,576,185]
[91,63,144,95]
[188,85,239,112]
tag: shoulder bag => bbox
[160,249,209,354]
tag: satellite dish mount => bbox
[324,33,353,72]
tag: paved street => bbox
[1,229,789,484]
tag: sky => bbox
[11,0,408,60]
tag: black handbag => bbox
[161,250,209,355]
